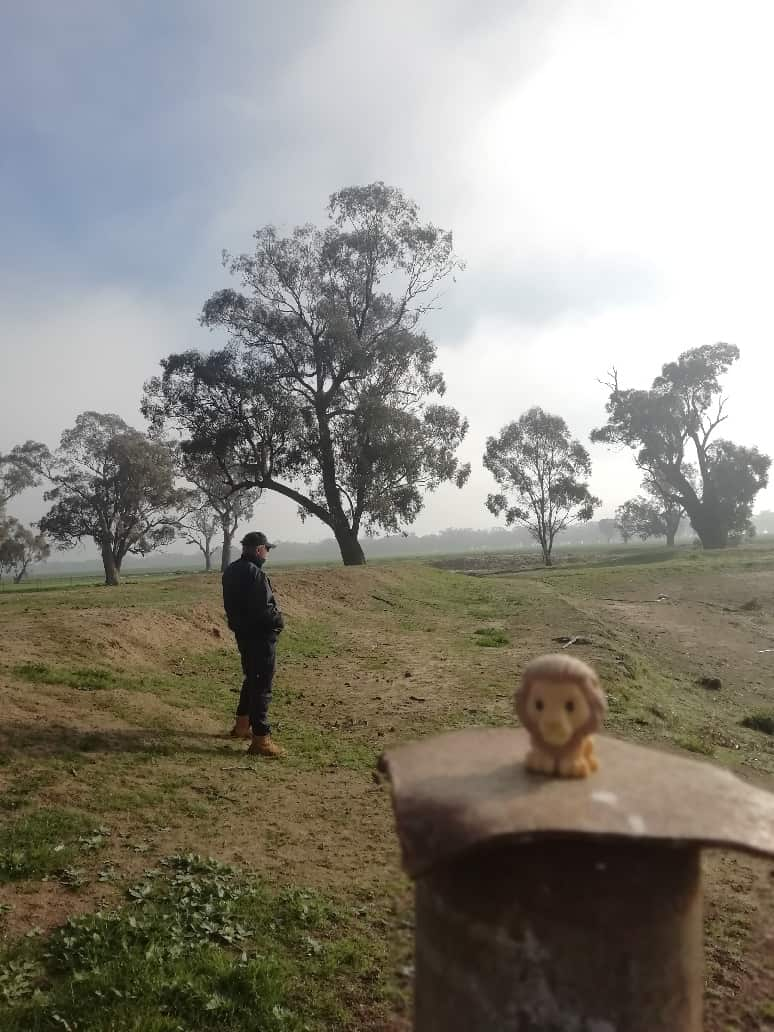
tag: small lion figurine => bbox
[515,654,607,778]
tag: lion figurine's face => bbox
[526,677,593,748]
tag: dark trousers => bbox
[235,634,276,737]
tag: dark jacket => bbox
[222,556,284,638]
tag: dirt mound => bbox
[0,565,413,671]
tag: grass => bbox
[675,735,716,757]
[3,552,772,781]
[0,809,104,882]
[0,770,59,814]
[740,712,774,735]
[0,570,185,595]
[0,572,221,615]
[472,626,510,647]
[12,662,117,691]
[0,854,396,1030]
[276,720,377,773]
[2,547,774,1027]
[279,622,340,662]
[9,628,341,717]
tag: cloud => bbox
[0,286,187,450]
[204,0,569,242]
[1,0,773,550]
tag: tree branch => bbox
[261,477,332,527]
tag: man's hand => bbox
[264,605,284,632]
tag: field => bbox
[1,545,773,1030]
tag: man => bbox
[222,531,285,757]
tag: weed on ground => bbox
[0,854,400,1031]
[0,810,105,883]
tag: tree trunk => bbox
[221,521,233,572]
[681,473,729,549]
[666,529,676,548]
[694,525,728,549]
[315,405,367,565]
[688,504,728,550]
[540,536,553,567]
[205,551,212,572]
[101,543,120,586]
[334,524,366,565]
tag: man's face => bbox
[243,544,269,562]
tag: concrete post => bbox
[380,728,774,1032]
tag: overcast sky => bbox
[2,0,773,550]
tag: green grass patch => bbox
[0,854,396,1031]
[134,625,343,720]
[278,621,340,662]
[12,651,240,725]
[740,712,774,735]
[277,719,377,772]
[674,735,715,757]
[97,781,172,814]
[11,662,118,691]
[0,809,105,882]
[472,627,510,647]
[0,574,215,617]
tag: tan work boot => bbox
[229,716,252,739]
[247,734,285,758]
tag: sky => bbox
[2,0,773,552]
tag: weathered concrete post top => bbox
[379,727,774,1032]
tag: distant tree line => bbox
[2,415,259,586]
[1,186,770,580]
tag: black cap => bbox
[241,531,275,550]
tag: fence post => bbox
[380,728,774,1031]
